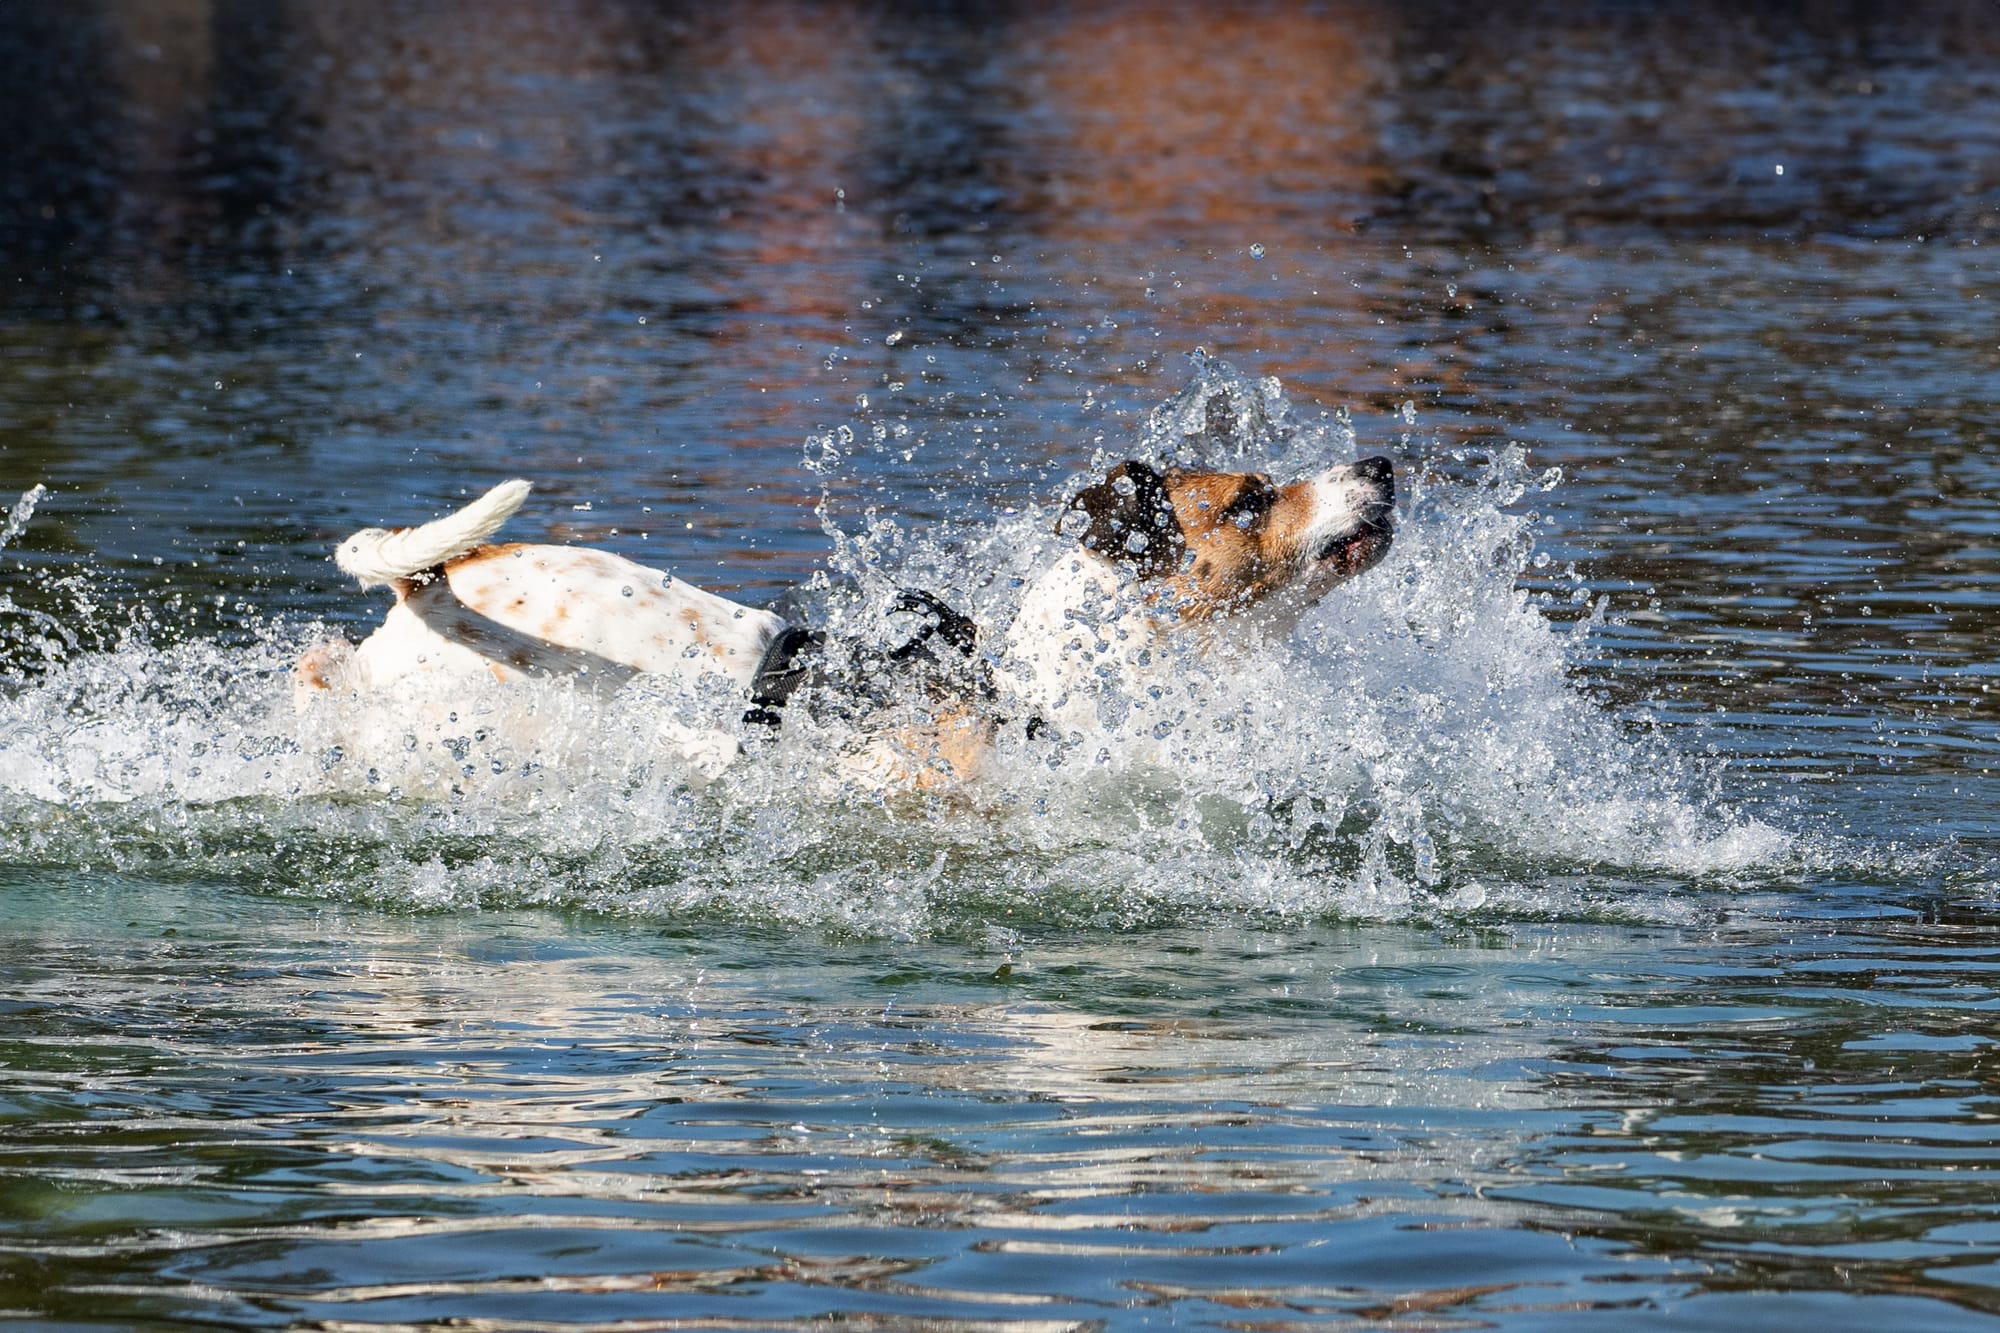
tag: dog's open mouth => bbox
[1314,518,1394,578]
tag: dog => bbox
[296,453,1394,788]
[1004,455,1394,740]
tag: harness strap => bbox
[740,588,987,728]
[743,624,826,727]
[886,589,978,659]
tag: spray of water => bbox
[0,372,1811,932]
[0,485,82,690]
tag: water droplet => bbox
[1249,242,1266,259]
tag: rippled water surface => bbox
[2,3,1998,1329]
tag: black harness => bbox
[743,588,987,728]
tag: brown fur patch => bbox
[1157,468,1321,618]
[295,646,337,691]
[442,542,519,570]
[883,704,995,790]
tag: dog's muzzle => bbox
[1311,457,1394,575]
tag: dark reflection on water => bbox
[3,1,1999,1328]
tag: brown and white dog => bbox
[1004,455,1394,740]
[296,455,1394,787]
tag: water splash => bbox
[0,374,1818,932]
[0,484,82,688]
[1,484,46,550]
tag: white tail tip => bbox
[336,479,532,588]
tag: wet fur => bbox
[300,455,1393,788]
[1004,456,1394,737]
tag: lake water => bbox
[2,2,1998,1328]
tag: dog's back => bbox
[313,482,785,697]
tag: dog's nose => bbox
[1354,455,1394,486]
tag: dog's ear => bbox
[1061,460,1185,578]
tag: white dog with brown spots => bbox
[297,454,1393,788]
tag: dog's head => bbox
[1062,456,1394,621]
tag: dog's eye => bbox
[1226,487,1275,526]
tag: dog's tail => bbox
[335,479,532,589]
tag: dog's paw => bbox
[292,638,359,709]
[655,720,742,782]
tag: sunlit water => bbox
[3,4,1999,1329]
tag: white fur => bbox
[336,479,532,588]
[300,485,782,780]
[1000,552,1160,739]
[1301,466,1382,555]
[341,546,781,695]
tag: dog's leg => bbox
[292,636,358,708]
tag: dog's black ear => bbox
[1062,460,1185,578]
